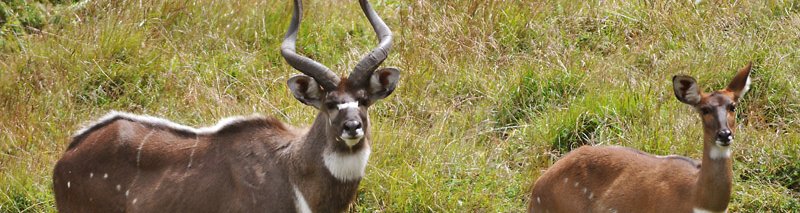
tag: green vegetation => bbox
[1,0,799,212]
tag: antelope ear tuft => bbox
[287,75,324,109]
[368,67,401,102]
[726,62,753,101]
[673,75,702,105]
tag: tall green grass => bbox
[1,0,799,212]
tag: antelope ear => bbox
[287,75,323,109]
[367,67,401,102]
[673,75,702,106]
[726,62,752,102]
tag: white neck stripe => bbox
[292,185,312,213]
[337,102,359,110]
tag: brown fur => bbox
[530,146,699,212]
[529,64,752,212]
[53,111,366,212]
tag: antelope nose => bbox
[717,129,733,143]
[343,120,362,132]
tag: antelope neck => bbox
[296,111,370,182]
[693,132,733,211]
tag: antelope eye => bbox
[357,98,369,106]
[326,102,338,110]
[727,105,736,112]
[700,107,712,115]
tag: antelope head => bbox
[673,63,752,155]
[281,0,400,151]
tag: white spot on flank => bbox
[292,185,311,213]
[125,190,130,197]
[132,198,137,205]
[116,184,121,191]
[323,145,371,181]
[89,172,94,178]
[337,101,359,110]
[693,207,727,213]
[582,187,587,194]
[709,143,731,160]
[67,181,71,188]
[574,182,579,187]
[589,192,594,200]
[563,177,568,183]
[103,173,108,179]
[537,197,541,204]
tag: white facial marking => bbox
[116,184,121,191]
[89,172,94,178]
[710,143,732,160]
[340,128,365,147]
[103,173,108,179]
[693,207,727,213]
[337,101,359,110]
[292,185,312,213]
[537,197,541,204]
[341,137,361,147]
[323,145,371,181]
[67,181,71,188]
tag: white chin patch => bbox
[340,128,364,147]
[710,142,732,160]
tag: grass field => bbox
[1,0,799,212]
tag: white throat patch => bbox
[336,102,359,110]
[323,145,371,182]
[709,143,731,160]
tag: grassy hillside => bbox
[1,0,799,212]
